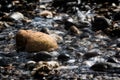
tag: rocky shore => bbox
[0,0,120,80]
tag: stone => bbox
[39,10,53,18]
[92,16,110,31]
[16,30,58,52]
[70,25,81,35]
[58,54,71,61]
[31,51,52,61]
[9,12,24,20]
[31,61,59,77]
[90,62,111,71]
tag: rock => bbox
[25,61,36,70]
[0,21,5,32]
[58,54,71,61]
[83,51,99,59]
[9,12,24,20]
[107,57,119,63]
[70,25,81,35]
[31,61,59,77]
[31,51,52,61]
[16,30,58,52]
[0,34,6,41]
[50,34,63,43]
[40,27,50,34]
[90,62,111,71]
[91,62,120,72]
[105,21,120,37]
[92,16,111,31]
[39,10,53,18]
[113,12,120,21]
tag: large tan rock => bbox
[16,30,58,52]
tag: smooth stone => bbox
[16,30,58,52]
[9,12,24,20]
[39,10,53,18]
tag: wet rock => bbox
[58,54,71,61]
[30,51,52,62]
[31,61,59,78]
[92,16,111,31]
[16,30,58,52]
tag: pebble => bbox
[39,10,53,18]
[16,30,58,52]
[83,51,100,59]
[31,51,52,61]
[58,54,71,61]
[9,12,24,20]
[69,25,81,35]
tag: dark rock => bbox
[40,27,50,34]
[83,51,99,59]
[80,33,91,39]
[58,54,71,61]
[92,16,110,31]
[90,62,111,71]
[52,0,78,13]
[107,57,118,63]
[113,12,120,21]
[0,35,6,41]
[30,51,52,62]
